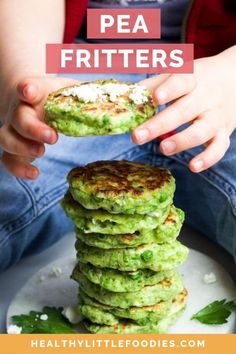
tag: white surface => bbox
[7,249,236,334]
[0,232,76,333]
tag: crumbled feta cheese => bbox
[62,82,149,105]
[203,272,217,284]
[62,306,82,324]
[39,275,46,282]
[102,83,130,102]
[63,84,103,103]
[118,97,126,104]
[39,314,48,321]
[7,325,22,334]
[50,266,62,277]
[148,210,161,217]
[129,86,148,105]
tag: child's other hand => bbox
[0,77,77,179]
[132,51,236,172]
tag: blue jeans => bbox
[0,74,236,271]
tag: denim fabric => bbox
[0,73,235,271]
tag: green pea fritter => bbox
[72,262,175,292]
[68,160,175,215]
[75,239,188,272]
[44,79,157,136]
[61,192,170,235]
[78,289,120,326]
[79,288,187,326]
[76,206,184,249]
[75,271,184,308]
[83,289,187,334]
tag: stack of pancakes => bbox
[62,160,188,333]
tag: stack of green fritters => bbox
[62,160,189,333]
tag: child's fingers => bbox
[153,74,196,104]
[189,133,230,173]
[0,124,45,158]
[11,103,58,144]
[1,152,39,179]
[160,112,217,155]
[138,74,170,91]
[132,92,202,144]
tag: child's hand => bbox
[132,50,236,172]
[0,77,77,179]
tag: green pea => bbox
[128,271,142,280]
[141,250,153,262]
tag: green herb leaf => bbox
[11,307,76,334]
[191,299,236,325]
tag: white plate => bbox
[7,249,236,333]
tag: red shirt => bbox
[64,0,236,58]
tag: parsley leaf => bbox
[191,299,236,325]
[11,307,76,334]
